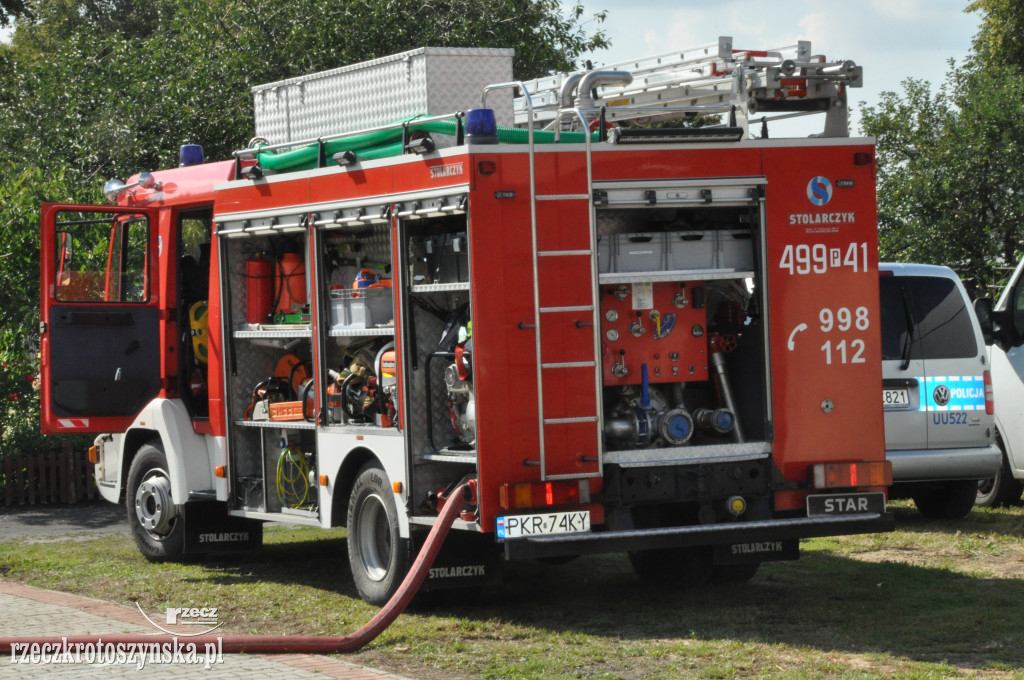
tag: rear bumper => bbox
[501,511,894,560]
[888,444,1001,482]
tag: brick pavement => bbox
[0,581,412,679]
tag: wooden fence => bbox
[0,443,98,506]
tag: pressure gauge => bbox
[606,329,619,342]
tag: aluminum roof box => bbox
[253,47,515,145]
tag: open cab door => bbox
[40,203,162,434]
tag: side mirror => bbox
[974,298,994,345]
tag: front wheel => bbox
[126,442,184,561]
[346,463,410,606]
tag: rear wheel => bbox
[624,505,714,587]
[629,545,715,586]
[711,562,760,584]
[912,480,978,519]
[976,436,1023,508]
[126,443,184,561]
[347,463,410,606]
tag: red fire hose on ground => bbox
[0,482,470,655]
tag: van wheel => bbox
[976,438,1023,508]
[347,463,410,606]
[911,480,978,519]
[126,443,184,561]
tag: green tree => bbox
[0,0,607,455]
[860,2,1024,295]
[0,0,28,26]
[861,65,1024,294]
[967,0,1024,69]
[0,163,88,457]
[1,0,607,184]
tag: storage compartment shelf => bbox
[419,449,477,463]
[234,419,317,430]
[234,326,312,339]
[411,282,471,293]
[328,327,395,337]
[600,269,754,285]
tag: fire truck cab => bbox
[40,39,892,605]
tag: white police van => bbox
[975,257,1024,507]
[880,263,1000,518]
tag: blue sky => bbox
[572,0,981,135]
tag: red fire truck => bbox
[40,39,892,605]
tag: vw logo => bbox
[807,176,833,206]
[933,384,951,407]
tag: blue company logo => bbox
[918,376,986,412]
[806,176,833,206]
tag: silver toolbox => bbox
[253,47,514,144]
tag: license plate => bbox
[807,492,886,516]
[496,510,590,539]
[883,388,909,407]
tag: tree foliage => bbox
[0,0,607,456]
[966,0,1024,70]
[860,3,1024,295]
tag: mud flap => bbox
[413,530,502,591]
[182,502,263,554]
[713,538,799,565]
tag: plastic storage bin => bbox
[329,287,395,329]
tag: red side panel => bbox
[760,145,883,508]
[469,153,542,528]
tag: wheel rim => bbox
[134,469,177,537]
[357,493,392,582]
[977,477,995,499]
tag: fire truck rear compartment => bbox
[593,197,770,463]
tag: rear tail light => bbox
[812,461,891,489]
[499,480,585,510]
[984,370,994,415]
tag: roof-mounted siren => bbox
[465,108,498,144]
[103,172,161,204]
[179,144,205,166]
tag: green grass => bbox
[2,502,1024,679]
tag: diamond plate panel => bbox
[253,47,514,144]
[406,291,472,461]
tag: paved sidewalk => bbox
[0,581,411,679]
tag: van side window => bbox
[907,277,977,359]
[879,276,910,361]
[879,276,977,361]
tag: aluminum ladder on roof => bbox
[514,36,863,138]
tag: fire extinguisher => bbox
[276,252,307,315]
[246,256,273,324]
